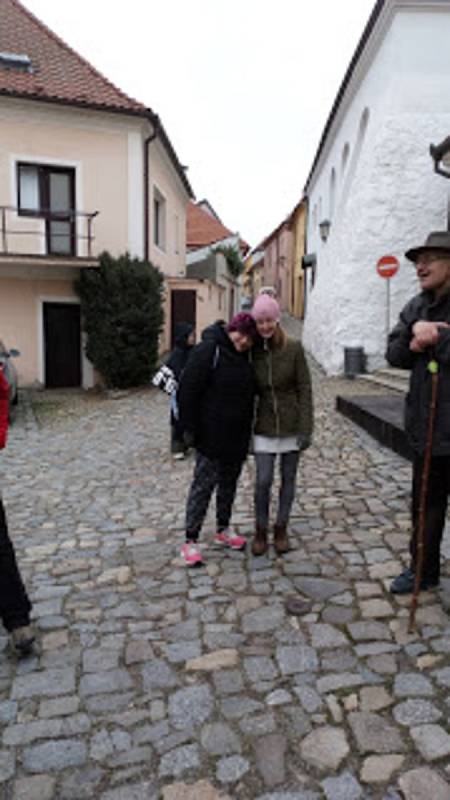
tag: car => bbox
[0,340,20,408]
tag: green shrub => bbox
[215,245,244,278]
[75,251,164,388]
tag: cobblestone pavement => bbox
[1,347,450,798]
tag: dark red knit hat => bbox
[227,312,257,340]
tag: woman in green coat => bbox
[251,294,313,556]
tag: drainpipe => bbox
[144,116,159,261]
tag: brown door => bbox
[44,302,81,388]
[171,290,196,347]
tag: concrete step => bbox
[357,368,410,393]
[336,394,412,460]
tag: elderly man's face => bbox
[415,251,450,297]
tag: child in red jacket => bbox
[0,365,34,655]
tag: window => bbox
[341,143,350,177]
[153,187,166,250]
[0,52,31,71]
[329,168,336,219]
[17,163,75,255]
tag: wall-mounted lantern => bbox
[319,219,331,242]
[430,136,450,178]
[430,136,450,229]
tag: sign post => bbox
[376,255,399,341]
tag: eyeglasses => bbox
[415,252,450,266]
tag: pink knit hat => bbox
[251,294,280,322]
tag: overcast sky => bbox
[22,0,375,247]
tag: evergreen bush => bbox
[215,245,244,278]
[75,251,164,389]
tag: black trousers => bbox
[0,499,31,632]
[185,452,243,540]
[410,454,450,583]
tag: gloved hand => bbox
[183,430,195,449]
[297,435,311,452]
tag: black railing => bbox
[0,206,99,258]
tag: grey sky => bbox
[22,0,375,246]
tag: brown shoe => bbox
[252,526,268,556]
[274,523,289,555]
[11,625,35,656]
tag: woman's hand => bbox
[297,435,311,452]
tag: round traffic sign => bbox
[377,255,399,279]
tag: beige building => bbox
[0,0,193,388]
[288,197,307,319]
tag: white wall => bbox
[303,4,450,374]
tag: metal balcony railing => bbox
[0,205,99,258]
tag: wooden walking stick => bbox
[408,357,440,633]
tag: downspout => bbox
[144,116,159,262]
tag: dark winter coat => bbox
[252,335,313,439]
[178,322,255,462]
[165,323,194,381]
[0,368,8,451]
[386,289,450,455]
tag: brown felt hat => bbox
[405,231,450,263]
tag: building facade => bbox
[303,0,450,374]
[0,0,192,388]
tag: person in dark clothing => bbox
[165,323,195,458]
[177,312,257,566]
[0,364,34,655]
[386,231,450,594]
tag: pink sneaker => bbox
[180,541,203,566]
[215,530,247,551]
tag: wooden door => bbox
[171,290,196,347]
[43,302,81,388]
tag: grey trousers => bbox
[185,452,243,540]
[254,451,300,529]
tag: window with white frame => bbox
[153,186,166,250]
[17,162,76,255]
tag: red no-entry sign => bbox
[377,255,399,279]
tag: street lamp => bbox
[430,136,450,230]
[430,136,450,178]
[319,219,331,242]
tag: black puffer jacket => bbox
[166,323,194,381]
[386,290,450,455]
[178,322,255,462]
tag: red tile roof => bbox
[187,201,249,252]
[0,0,146,113]
[0,0,194,197]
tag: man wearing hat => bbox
[387,231,450,594]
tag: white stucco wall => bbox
[303,3,450,374]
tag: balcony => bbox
[0,205,99,269]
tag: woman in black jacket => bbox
[178,313,257,566]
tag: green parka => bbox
[253,336,313,439]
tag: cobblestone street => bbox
[1,361,450,799]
